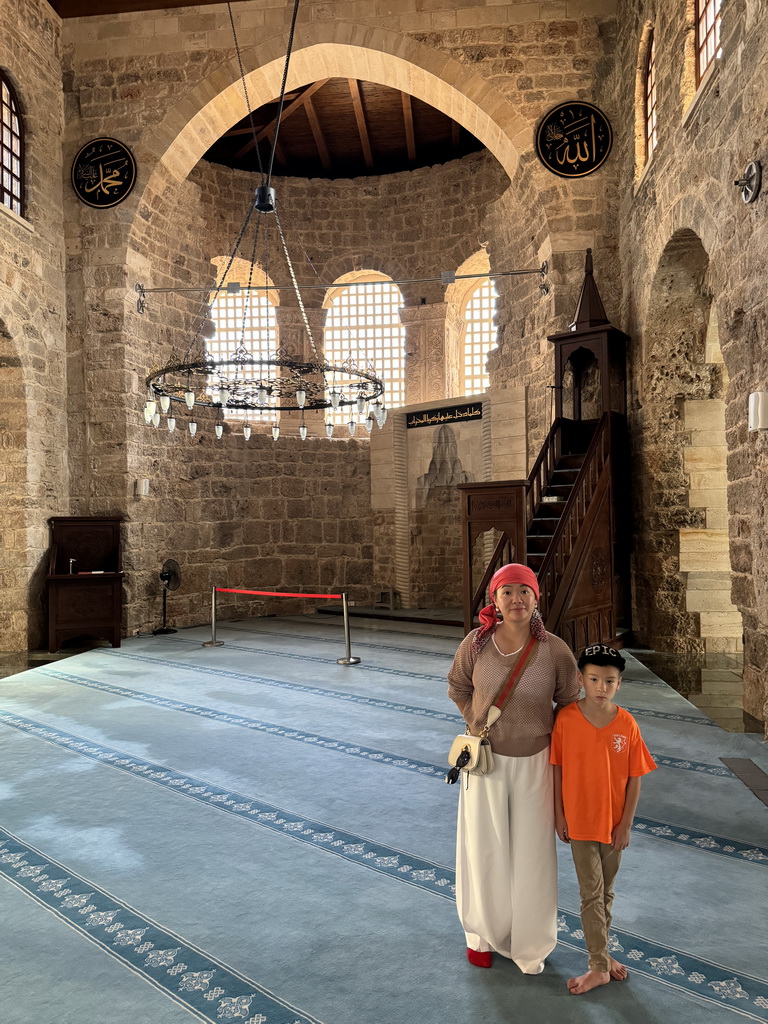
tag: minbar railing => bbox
[459,413,626,645]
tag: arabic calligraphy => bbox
[406,404,482,429]
[71,138,136,208]
[536,103,612,179]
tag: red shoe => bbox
[467,947,492,968]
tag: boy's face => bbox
[579,663,622,703]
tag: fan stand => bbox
[153,586,177,635]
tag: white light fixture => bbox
[296,388,306,408]
[325,421,334,438]
[217,387,229,407]
[748,392,768,432]
[348,419,356,436]
[365,414,374,433]
[188,421,197,437]
[151,411,161,427]
[167,417,176,433]
[145,399,157,417]
[160,395,171,414]
[330,389,341,410]
[257,386,268,407]
[272,423,280,441]
[299,423,308,440]
[378,405,388,427]
[243,423,252,440]
[215,423,224,439]
[356,394,366,414]
[185,391,195,410]
[143,407,153,425]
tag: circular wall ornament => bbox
[71,138,137,208]
[535,102,612,178]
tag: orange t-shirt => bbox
[550,703,656,844]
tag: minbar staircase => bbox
[458,413,630,649]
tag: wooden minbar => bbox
[46,516,124,653]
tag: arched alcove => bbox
[633,228,740,661]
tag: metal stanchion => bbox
[336,592,361,665]
[202,585,224,647]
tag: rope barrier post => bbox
[336,592,361,666]
[202,585,224,647]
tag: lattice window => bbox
[0,73,23,217]
[462,278,498,396]
[696,0,722,83]
[323,275,405,427]
[209,278,277,419]
[644,31,657,162]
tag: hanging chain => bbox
[227,2,264,182]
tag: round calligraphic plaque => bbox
[71,138,136,208]
[535,102,612,178]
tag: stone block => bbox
[679,529,731,572]
[698,611,744,637]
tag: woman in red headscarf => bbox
[448,563,579,973]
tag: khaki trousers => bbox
[456,748,558,973]
[569,839,622,973]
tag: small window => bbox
[0,72,24,217]
[209,259,277,419]
[323,273,405,425]
[696,0,722,83]
[644,31,657,162]
[462,278,498,396]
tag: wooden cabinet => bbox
[46,516,124,653]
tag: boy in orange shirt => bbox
[550,644,656,995]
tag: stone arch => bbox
[0,318,31,650]
[125,22,554,271]
[633,228,741,667]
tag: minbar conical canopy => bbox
[570,248,610,331]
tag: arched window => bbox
[696,0,722,82]
[462,278,498,396]
[644,31,657,162]
[208,257,277,419]
[323,271,405,426]
[0,72,23,217]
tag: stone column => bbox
[273,306,327,434]
[399,303,463,406]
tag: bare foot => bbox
[609,958,628,980]
[567,970,610,994]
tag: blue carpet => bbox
[0,615,766,1024]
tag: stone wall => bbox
[602,0,768,724]
[0,0,67,650]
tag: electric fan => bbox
[153,558,181,635]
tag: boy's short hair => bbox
[578,644,626,672]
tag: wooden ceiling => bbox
[48,0,230,15]
[205,78,484,179]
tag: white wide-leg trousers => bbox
[455,747,558,973]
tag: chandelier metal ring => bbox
[146,355,384,413]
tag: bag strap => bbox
[481,635,537,736]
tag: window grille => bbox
[462,279,498,396]
[644,32,657,162]
[209,286,277,419]
[0,73,23,217]
[323,278,405,426]
[696,0,722,83]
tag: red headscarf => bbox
[474,563,541,649]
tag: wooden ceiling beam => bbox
[304,96,332,170]
[348,79,373,169]
[401,92,416,162]
[234,79,329,160]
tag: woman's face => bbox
[494,583,537,624]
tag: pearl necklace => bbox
[492,636,524,657]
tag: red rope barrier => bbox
[215,588,342,599]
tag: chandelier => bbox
[140,0,386,442]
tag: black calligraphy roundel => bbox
[71,138,137,208]
[535,102,612,178]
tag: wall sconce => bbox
[748,392,768,432]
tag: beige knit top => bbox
[447,630,580,757]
